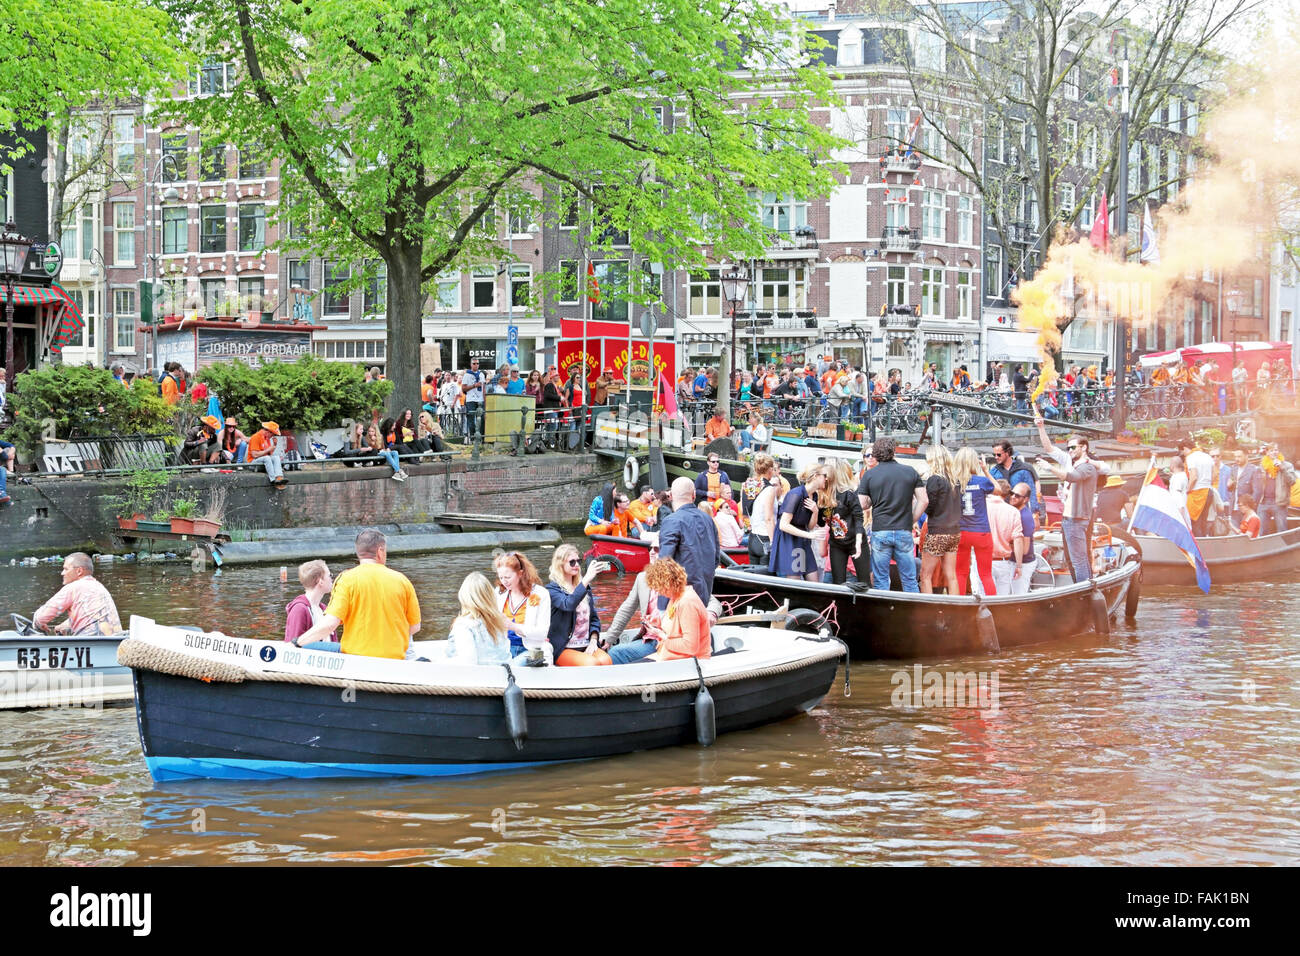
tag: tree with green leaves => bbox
[863,0,1261,311]
[161,0,844,414]
[0,0,184,168]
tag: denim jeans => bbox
[870,528,918,592]
[465,401,483,437]
[258,453,285,483]
[609,640,657,664]
[1260,502,1288,536]
[379,449,402,472]
[851,397,865,423]
[737,429,753,452]
[1061,517,1091,582]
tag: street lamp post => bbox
[88,247,111,369]
[145,154,182,374]
[718,266,751,422]
[1226,288,1243,405]
[1,222,34,393]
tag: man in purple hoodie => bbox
[284,560,337,643]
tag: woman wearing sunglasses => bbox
[545,545,611,665]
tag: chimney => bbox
[828,1,836,22]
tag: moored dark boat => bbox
[582,533,749,575]
[120,616,844,781]
[710,543,1140,660]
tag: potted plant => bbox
[169,497,200,535]
[110,467,169,532]
[137,513,173,533]
[191,488,226,538]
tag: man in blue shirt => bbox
[658,476,722,601]
[990,439,1046,528]
[693,369,709,401]
[505,368,526,395]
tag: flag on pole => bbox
[1140,202,1160,264]
[903,114,922,155]
[656,370,680,421]
[1089,192,1109,252]
[1129,456,1211,593]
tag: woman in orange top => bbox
[494,551,552,660]
[643,559,711,661]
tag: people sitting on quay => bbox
[218,418,248,464]
[369,422,408,480]
[180,415,222,465]
[33,552,122,636]
[247,422,288,486]
[545,545,612,666]
[494,550,552,662]
[445,572,514,665]
[292,529,421,658]
[736,411,770,454]
[705,410,732,443]
[418,409,448,454]
[386,409,433,459]
[284,559,336,644]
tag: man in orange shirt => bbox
[291,528,421,658]
[247,421,287,485]
[159,362,183,404]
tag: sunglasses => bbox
[1067,445,1079,451]
[566,559,581,567]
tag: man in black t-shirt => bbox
[857,437,927,592]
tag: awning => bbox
[985,329,1042,362]
[0,282,84,354]
[924,332,965,343]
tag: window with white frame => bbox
[985,245,1002,299]
[200,140,226,181]
[191,58,234,96]
[432,269,459,311]
[1168,97,1181,130]
[1080,194,1093,230]
[558,187,578,229]
[1128,144,1140,194]
[1254,278,1263,316]
[238,204,265,251]
[114,115,135,175]
[1009,120,1026,163]
[162,207,187,254]
[758,191,808,235]
[957,196,973,244]
[920,119,941,158]
[200,204,226,252]
[956,120,974,164]
[886,107,910,148]
[287,258,309,291]
[886,200,909,231]
[472,196,497,237]
[1083,126,1097,168]
[922,190,945,241]
[161,133,186,182]
[1167,150,1180,200]
[113,203,135,265]
[1202,300,1212,341]
[1185,301,1195,345]
[471,267,496,309]
[887,266,908,308]
[920,267,943,318]
[508,202,535,236]
[114,289,136,351]
[758,265,807,312]
[201,278,226,316]
[592,260,629,322]
[688,269,721,318]
[1186,100,1198,135]
[239,277,265,313]
[1202,262,1214,282]
[1063,65,1080,100]
[984,115,1003,163]
[1060,182,1076,221]
[509,264,531,308]
[323,261,351,315]
[1027,124,1039,164]
[80,206,95,261]
[956,271,972,321]
[363,260,386,315]
[1063,118,1078,158]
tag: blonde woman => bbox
[920,445,961,594]
[744,454,784,562]
[365,422,407,480]
[418,409,447,453]
[826,460,864,585]
[769,463,830,581]
[446,572,513,664]
[545,545,611,666]
[953,446,997,596]
[494,551,552,662]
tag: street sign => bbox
[507,324,518,347]
[639,311,658,338]
[42,241,62,278]
[506,344,519,365]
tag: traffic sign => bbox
[506,344,519,365]
[507,324,519,347]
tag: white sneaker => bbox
[393,471,408,481]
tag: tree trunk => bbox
[385,241,424,418]
[49,122,70,240]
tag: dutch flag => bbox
[1129,454,1211,593]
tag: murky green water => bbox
[1,545,1296,865]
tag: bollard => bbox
[975,598,1000,654]
[1090,583,1110,636]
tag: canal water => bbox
[1,544,1296,866]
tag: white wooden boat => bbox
[1,619,132,709]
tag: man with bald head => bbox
[657,475,722,601]
[1007,481,1037,596]
[33,552,122,635]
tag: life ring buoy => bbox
[622,456,640,491]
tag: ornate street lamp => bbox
[1,221,34,391]
[717,266,751,421]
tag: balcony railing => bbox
[763,225,820,257]
[880,150,923,174]
[880,225,921,254]
[880,305,921,329]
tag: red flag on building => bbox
[1090,191,1109,252]
[587,262,600,304]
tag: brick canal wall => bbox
[0,453,622,560]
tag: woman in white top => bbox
[446,572,513,664]
[714,501,744,548]
[494,551,553,663]
[747,454,785,561]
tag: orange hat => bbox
[201,415,221,428]
[261,421,281,435]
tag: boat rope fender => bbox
[974,597,1000,654]
[501,663,528,751]
[623,455,640,491]
[692,657,716,747]
[1089,581,1110,637]
[1124,567,1142,620]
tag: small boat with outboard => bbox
[711,533,1142,660]
[119,615,845,781]
[1,616,131,709]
